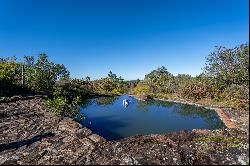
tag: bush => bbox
[43,96,81,118]
[133,83,151,95]
[53,79,93,100]
[111,88,122,95]
[181,79,214,100]
[223,84,249,101]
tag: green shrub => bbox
[223,84,249,100]
[43,96,81,118]
[181,80,212,100]
[111,88,122,95]
[133,83,151,95]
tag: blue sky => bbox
[0,0,249,80]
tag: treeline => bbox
[0,53,136,98]
[133,43,249,110]
[0,43,248,114]
[0,53,69,96]
[0,53,81,117]
[0,53,132,117]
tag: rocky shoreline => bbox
[0,97,249,165]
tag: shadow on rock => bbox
[0,132,55,152]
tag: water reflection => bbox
[91,96,119,106]
[136,100,150,112]
[136,99,176,112]
[173,104,226,129]
[80,95,226,140]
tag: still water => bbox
[80,95,225,141]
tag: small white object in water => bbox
[123,99,129,106]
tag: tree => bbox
[181,74,216,100]
[93,71,128,94]
[144,66,175,93]
[22,53,70,94]
[203,43,249,90]
[0,57,21,96]
[0,57,19,82]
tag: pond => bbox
[80,95,226,141]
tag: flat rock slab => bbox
[214,108,237,129]
[0,97,249,165]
